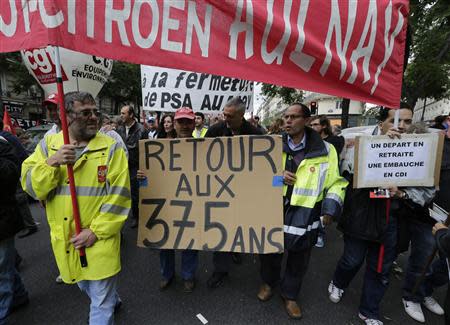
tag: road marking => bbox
[196,313,208,324]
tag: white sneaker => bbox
[315,235,325,248]
[423,296,444,315]
[55,275,63,284]
[358,313,383,325]
[328,281,343,303]
[403,299,425,323]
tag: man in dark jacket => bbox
[329,105,438,325]
[205,97,263,289]
[257,103,347,319]
[0,137,28,325]
[0,121,38,239]
[117,105,145,228]
[431,119,450,324]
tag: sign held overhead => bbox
[141,65,253,112]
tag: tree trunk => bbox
[420,98,427,121]
[341,98,350,128]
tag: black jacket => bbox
[433,137,450,258]
[338,176,435,243]
[0,138,24,240]
[435,137,450,212]
[117,122,146,170]
[337,175,390,243]
[205,119,263,137]
[324,135,345,160]
[436,228,450,258]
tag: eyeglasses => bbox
[310,123,321,126]
[283,114,305,120]
[75,109,101,118]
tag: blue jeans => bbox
[160,249,198,280]
[0,237,28,325]
[402,220,436,302]
[77,275,120,325]
[333,216,397,320]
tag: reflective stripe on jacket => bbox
[282,129,348,250]
[21,132,131,283]
[192,127,208,138]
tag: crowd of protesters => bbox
[1,92,450,325]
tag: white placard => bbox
[354,133,444,188]
[21,46,113,98]
[141,65,253,113]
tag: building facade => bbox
[413,98,450,123]
[303,92,364,127]
[1,69,115,130]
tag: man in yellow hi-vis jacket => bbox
[257,103,348,320]
[21,91,130,325]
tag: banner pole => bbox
[54,46,88,268]
[377,198,391,273]
[393,108,400,129]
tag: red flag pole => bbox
[54,46,87,267]
[376,198,391,273]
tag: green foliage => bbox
[403,0,450,107]
[98,61,141,113]
[261,83,303,105]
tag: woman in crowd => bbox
[157,114,177,139]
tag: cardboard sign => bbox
[1,0,409,108]
[137,135,284,254]
[141,65,253,112]
[354,133,445,188]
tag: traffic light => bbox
[310,101,317,115]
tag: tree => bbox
[402,0,450,109]
[98,61,142,114]
[260,83,303,105]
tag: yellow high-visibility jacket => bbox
[192,127,208,138]
[21,132,131,283]
[282,129,348,250]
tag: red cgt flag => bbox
[2,110,16,135]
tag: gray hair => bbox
[64,91,96,113]
[225,97,246,114]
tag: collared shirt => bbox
[125,120,136,138]
[287,134,306,152]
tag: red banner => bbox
[0,0,409,107]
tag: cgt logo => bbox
[21,48,68,84]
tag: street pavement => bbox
[8,203,445,325]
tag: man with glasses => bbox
[22,91,131,325]
[204,97,263,288]
[257,103,347,319]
